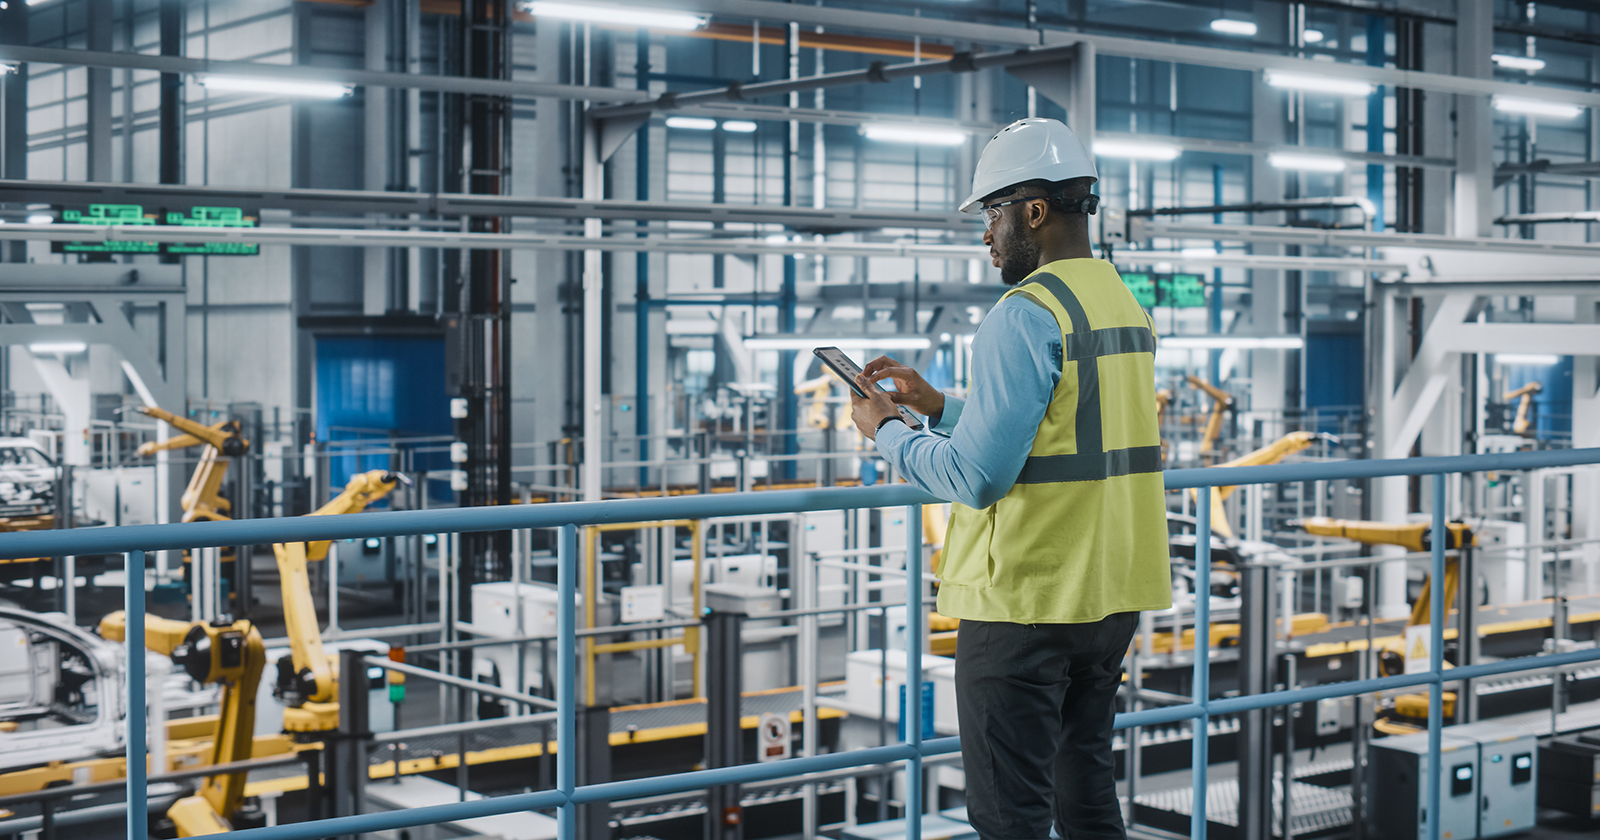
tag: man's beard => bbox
[998,227,1041,286]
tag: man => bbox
[848,117,1172,840]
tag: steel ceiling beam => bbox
[1135,218,1600,257]
[653,0,1600,109]
[0,44,646,103]
[0,179,972,232]
[0,222,986,259]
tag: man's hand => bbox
[850,375,903,441]
[861,356,946,420]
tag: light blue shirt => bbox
[874,293,1062,509]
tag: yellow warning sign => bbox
[1411,635,1429,661]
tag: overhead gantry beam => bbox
[0,179,971,233]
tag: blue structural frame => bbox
[8,447,1599,840]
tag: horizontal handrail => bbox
[5,447,1597,560]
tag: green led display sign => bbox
[52,204,260,256]
[1122,272,1207,309]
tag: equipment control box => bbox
[1447,721,1537,837]
[1369,731,1481,840]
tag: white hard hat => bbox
[959,117,1097,214]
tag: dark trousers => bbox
[955,613,1139,840]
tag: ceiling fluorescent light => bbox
[521,2,708,31]
[861,123,967,146]
[1494,353,1560,366]
[1302,29,1324,44]
[1493,96,1583,119]
[743,336,932,351]
[200,75,353,99]
[1095,139,1182,161]
[25,213,52,224]
[665,116,717,131]
[1491,54,1546,72]
[1267,152,1347,173]
[722,120,758,133]
[665,320,720,336]
[1160,336,1304,350]
[28,341,87,354]
[1210,19,1258,36]
[23,303,65,312]
[1265,72,1373,97]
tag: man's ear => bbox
[1027,197,1049,230]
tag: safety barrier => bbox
[4,447,1600,840]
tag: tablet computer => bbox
[812,346,925,431]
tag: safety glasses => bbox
[981,196,1040,230]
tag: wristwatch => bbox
[875,415,906,435]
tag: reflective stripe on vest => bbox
[1011,272,1163,484]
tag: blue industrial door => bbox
[1305,330,1362,433]
[314,336,451,502]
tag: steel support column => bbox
[1,1,27,263]
[1237,560,1277,840]
[706,610,745,840]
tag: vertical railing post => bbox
[1427,474,1446,840]
[1192,493,1211,839]
[126,549,146,840]
[904,505,923,840]
[557,525,577,840]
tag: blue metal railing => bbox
[4,446,1599,840]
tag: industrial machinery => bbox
[101,611,266,836]
[1186,375,1234,462]
[271,469,406,732]
[1194,430,1334,538]
[1503,382,1541,439]
[133,406,248,523]
[1294,516,1478,726]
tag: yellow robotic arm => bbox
[1185,375,1234,459]
[1293,516,1475,629]
[1504,382,1541,437]
[795,374,837,430]
[273,470,405,731]
[101,612,264,836]
[1192,431,1333,539]
[132,407,249,524]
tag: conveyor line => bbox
[243,684,848,796]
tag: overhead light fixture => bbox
[722,120,758,133]
[861,123,968,146]
[23,303,65,312]
[1302,29,1324,44]
[743,335,932,351]
[1160,336,1304,350]
[664,116,717,131]
[1267,152,1347,173]
[1095,139,1182,161]
[200,75,354,99]
[1210,19,1258,37]
[665,320,720,336]
[1265,72,1374,97]
[25,213,52,224]
[520,1,709,31]
[0,63,16,75]
[1491,54,1546,72]
[1180,247,1222,257]
[28,341,87,354]
[1494,353,1560,366]
[1493,96,1583,119]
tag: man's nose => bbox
[982,227,993,246]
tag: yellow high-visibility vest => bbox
[937,259,1173,624]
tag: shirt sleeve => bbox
[928,396,964,437]
[873,296,1061,509]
